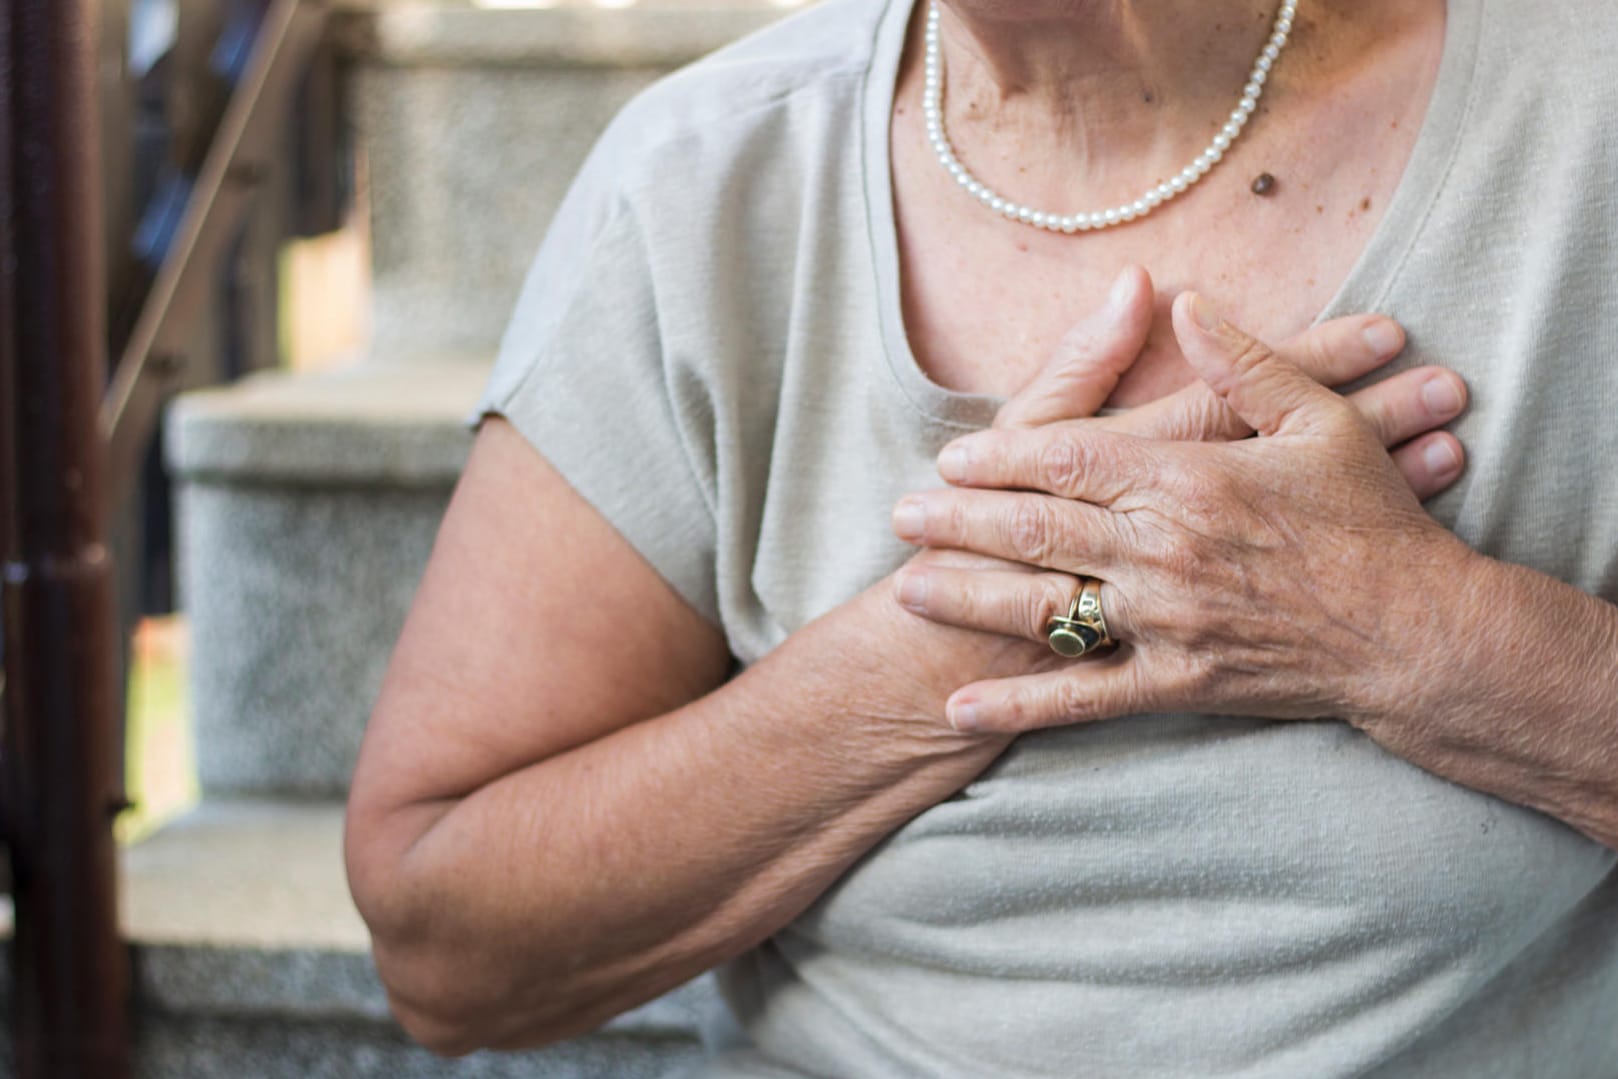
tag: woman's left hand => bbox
[891,292,1481,735]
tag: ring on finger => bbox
[1046,577,1114,658]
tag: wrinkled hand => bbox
[891,292,1478,735]
[994,266,1466,496]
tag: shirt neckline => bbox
[858,0,1485,430]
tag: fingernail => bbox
[938,443,970,482]
[1420,375,1463,417]
[896,571,929,613]
[1109,267,1134,310]
[1189,292,1222,332]
[948,698,981,732]
[892,499,927,541]
[1362,319,1404,357]
[1422,437,1461,477]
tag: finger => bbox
[1343,366,1467,448]
[1090,381,1241,442]
[1173,291,1351,438]
[1275,314,1406,389]
[890,488,1122,576]
[945,654,1188,734]
[936,425,1161,503]
[994,265,1154,429]
[1390,431,1466,501]
[893,564,1104,645]
[1093,315,1411,443]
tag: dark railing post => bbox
[0,0,132,1075]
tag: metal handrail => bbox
[101,0,329,513]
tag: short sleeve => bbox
[472,148,721,627]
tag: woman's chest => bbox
[892,175,1401,406]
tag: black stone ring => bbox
[1046,578,1114,658]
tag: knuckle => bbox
[1006,499,1060,564]
[1227,337,1276,380]
[1030,575,1074,636]
[1161,541,1205,584]
[1180,653,1224,701]
[1053,678,1093,724]
[1036,436,1086,494]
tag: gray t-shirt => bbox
[476,0,1618,1074]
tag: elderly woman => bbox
[344,0,1618,1074]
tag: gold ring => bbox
[1046,578,1114,658]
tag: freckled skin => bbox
[892,0,1446,404]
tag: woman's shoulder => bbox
[1474,1,1618,101]
[587,0,888,201]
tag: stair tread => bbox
[3,799,717,1036]
[167,358,493,484]
[123,799,368,952]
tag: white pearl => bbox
[989,197,1005,213]
[1060,216,1078,233]
[1277,16,1291,33]
[1131,198,1150,216]
[1213,132,1232,152]
[1104,208,1120,225]
[1030,211,1047,228]
[1156,182,1175,201]
[1016,206,1034,222]
[1263,42,1280,62]
[1256,55,1272,74]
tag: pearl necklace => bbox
[922,0,1298,232]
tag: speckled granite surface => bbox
[0,801,718,1077]
[166,361,485,798]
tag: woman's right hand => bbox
[893,265,1467,675]
[990,266,1465,499]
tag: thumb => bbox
[1171,291,1345,437]
[994,265,1154,429]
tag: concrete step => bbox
[0,799,717,1078]
[166,358,489,798]
[334,0,788,362]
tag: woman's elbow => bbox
[373,938,598,1056]
[345,828,582,1054]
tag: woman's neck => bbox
[927,0,1355,200]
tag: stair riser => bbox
[179,481,451,797]
[356,64,661,362]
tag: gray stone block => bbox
[350,60,659,363]
[132,1016,704,1079]
[338,2,784,361]
[0,800,720,1078]
[168,361,488,797]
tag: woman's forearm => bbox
[363,585,1013,1055]
[1361,552,1618,848]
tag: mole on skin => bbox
[1251,172,1277,196]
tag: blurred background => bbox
[0,0,798,1073]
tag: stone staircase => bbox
[105,3,788,1074]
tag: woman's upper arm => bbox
[346,416,731,848]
